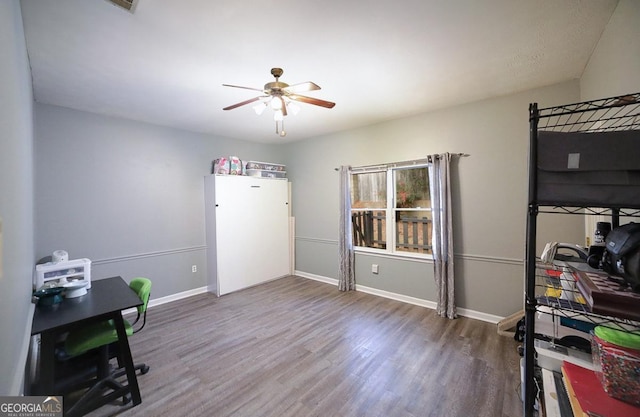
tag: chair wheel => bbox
[140,365,150,375]
[123,394,131,405]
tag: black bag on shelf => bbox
[602,222,640,292]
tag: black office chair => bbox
[55,278,151,411]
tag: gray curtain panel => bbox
[338,166,356,291]
[429,153,456,319]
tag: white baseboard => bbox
[456,307,504,324]
[124,276,506,325]
[294,270,504,324]
[123,286,209,316]
[295,271,339,286]
[356,284,439,311]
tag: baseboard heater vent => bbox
[106,0,138,13]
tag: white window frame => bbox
[350,159,433,260]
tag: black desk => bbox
[31,276,143,415]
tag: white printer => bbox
[34,251,91,291]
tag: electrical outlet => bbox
[192,265,197,273]
[372,264,379,274]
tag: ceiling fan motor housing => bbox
[264,81,289,94]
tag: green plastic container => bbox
[594,326,640,350]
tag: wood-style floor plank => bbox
[85,276,523,417]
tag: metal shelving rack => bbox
[534,263,640,331]
[523,92,640,416]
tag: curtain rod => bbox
[334,153,469,171]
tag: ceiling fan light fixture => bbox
[273,110,284,121]
[253,102,267,115]
[288,102,300,116]
[270,97,283,110]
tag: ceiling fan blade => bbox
[222,84,264,92]
[223,96,262,111]
[289,94,336,109]
[283,81,321,94]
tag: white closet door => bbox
[249,178,289,284]
[214,176,289,295]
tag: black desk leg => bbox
[34,332,56,395]
[112,313,142,405]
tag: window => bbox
[350,162,432,257]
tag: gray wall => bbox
[0,0,35,395]
[34,104,286,299]
[285,81,587,318]
[580,0,640,101]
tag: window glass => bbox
[350,164,432,258]
[352,210,386,249]
[395,210,432,254]
[351,171,386,209]
[395,167,430,208]
[351,171,387,249]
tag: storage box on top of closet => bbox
[212,156,243,175]
[246,169,287,179]
[245,161,287,178]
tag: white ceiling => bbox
[20,0,618,143]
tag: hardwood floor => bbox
[87,276,523,417]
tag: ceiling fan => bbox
[223,68,335,136]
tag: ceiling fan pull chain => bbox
[274,120,287,137]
